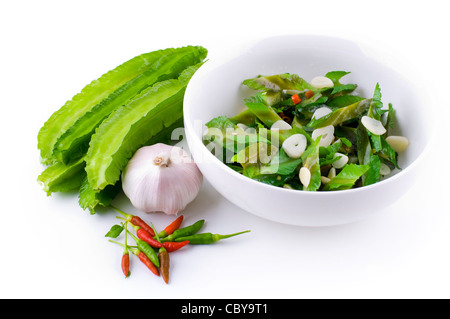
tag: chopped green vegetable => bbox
[302,137,321,191]
[244,93,284,127]
[243,73,313,92]
[323,164,370,191]
[307,99,371,128]
[204,70,409,192]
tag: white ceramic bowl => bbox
[183,35,431,227]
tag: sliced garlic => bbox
[328,167,336,179]
[271,120,292,131]
[283,89,303,95]
[312,106,333,120]
[310,76,334,89]
[321,176,331,184]
[312,125,335,148]
[332,152,349,169]
[361,116,387,135]
[282,134,307,159]
[299,167,311,188]
[236,123,249,131]
[380,162,392,176]
[385,135,410,152]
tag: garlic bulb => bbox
[121,143,203,215]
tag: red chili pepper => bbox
[137,228,162,248]
[131,216,155,237]
[291,94,301,105]
[121,253,130,278]
[162,240,189,252]
[158,215,184,238]
[137,251,160,276]
[109,238,159,277]
[122,221,131,278]
[112,206,155,236]
[305,90,314,99]
[129,222,162,248]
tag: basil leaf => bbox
[319,141,343,166]
[325,71,350,85]
[331,83,357,96]
[386,103,396,130]
[105,224,124,238]
[205,116,237,132]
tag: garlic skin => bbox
[121,143,203,215]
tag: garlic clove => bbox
[282,134,307,159]
[299,167,311,188]
[310,76,334,89]
[385,135,410,152]
[320,176,331,184]
[271,120,292,131]
[328,167,336,179]
[332,152,349,169]
[312,125,335,148]
[361,116,387,136]
[236,123,249,132]
[312,106,333,120]
[380,162,392,176]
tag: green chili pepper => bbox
[160,219,205,242]
[175,230,250,245]
[125,228,160,267]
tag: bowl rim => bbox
[183,34,434,197]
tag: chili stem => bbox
[108,239,125,247]
[150,222,166,252]
[123,222,129,254]
[111,205,131,220]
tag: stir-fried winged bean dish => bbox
[203,71,410,191]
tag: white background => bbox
[1,0,449,299]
